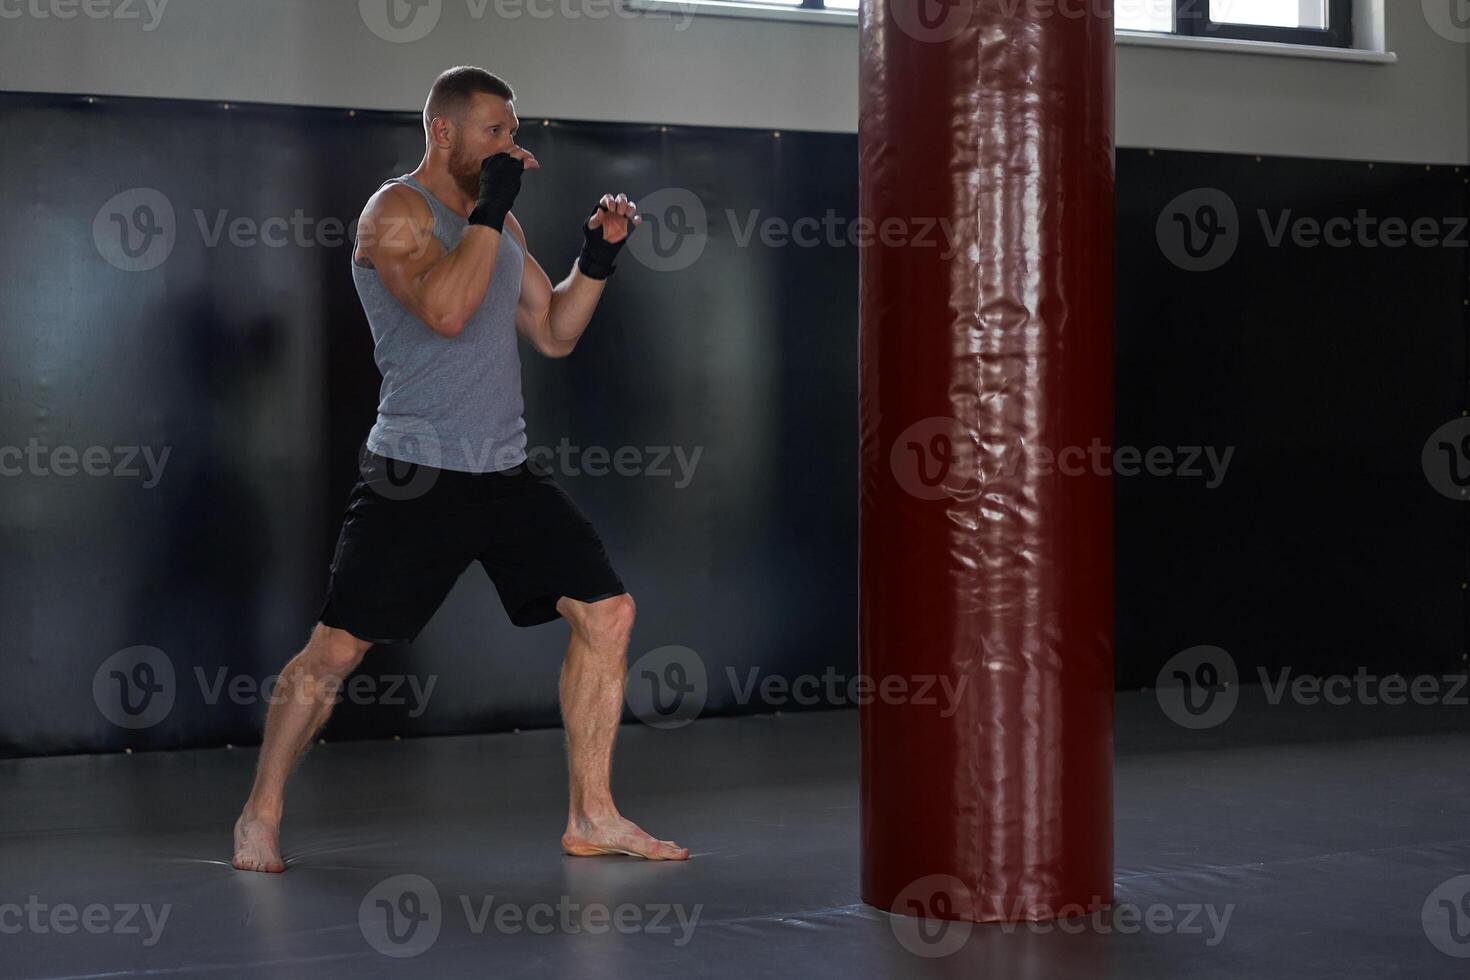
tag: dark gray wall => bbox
[1,92,1466,757]
[0,93,859,756]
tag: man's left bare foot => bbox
[562,813,689,860]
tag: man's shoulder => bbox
[362,180,432,224]
[355,182,438,265]
[502,211,527,250]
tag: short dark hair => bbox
[423,66,515,135]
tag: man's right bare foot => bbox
[561,812,689,861]
[232,811,286,873]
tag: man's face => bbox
[447,93,520,197]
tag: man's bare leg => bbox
[232,624,372,872]
[556,593,688,860]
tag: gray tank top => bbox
[354,174,527,473]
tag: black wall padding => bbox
[1116,151,1468,689]
[0,92,1464,756]
[0,92,859,756]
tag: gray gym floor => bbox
[2,691,1468,978]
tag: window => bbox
[1119,0,1354,48]
[632,0,1359,51]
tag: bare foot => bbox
[562,813,689,860]
[232,811,286,873]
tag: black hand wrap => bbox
[468,153,524,232]
[577,205,631,280]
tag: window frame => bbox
[1173,0,1354,49]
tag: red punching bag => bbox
[858,0,1116,922]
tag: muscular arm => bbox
[354,184,506,338]
[505,212,605,359]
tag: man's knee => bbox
[306,623,372,675]
[561,593,636,645]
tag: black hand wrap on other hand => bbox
[468,153,524,232]
[577,205,631,280]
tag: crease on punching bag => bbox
[858,0,1115,923]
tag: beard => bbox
[448,142,481,199]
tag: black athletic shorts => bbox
[318,449,626,642]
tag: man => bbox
[231,66,687,872]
